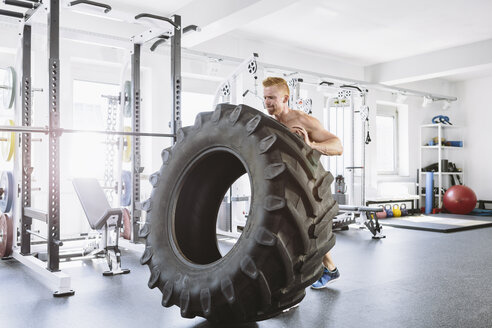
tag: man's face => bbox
[263,86,287,116]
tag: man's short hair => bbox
[262,77,290,97]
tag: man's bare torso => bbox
[276,108,309,132]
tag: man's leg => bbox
[311,251,340,289]
[323,251,336,271]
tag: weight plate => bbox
[0,213,13,257]
[1,67,16,110]
[120,170,132,206]
[123,81,132,118]
[121,208,131,240]
[123,126,132,162]
[1,119,15,161]
[0,171,13,213]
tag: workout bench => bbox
[72,178,130,276]
[334,205,386,239]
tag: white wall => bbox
[193,33,365,81]
[2,13,489,222]
[364,79,459,199]
[453,76,492,200]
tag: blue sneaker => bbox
[311,267,340,289]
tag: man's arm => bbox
[292,115,343,156]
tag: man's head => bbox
[263,77,290,116]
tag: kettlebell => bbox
[393,204,402,217]
[376,205,387,219]
[400,204,409,216]
[385,204,394,217]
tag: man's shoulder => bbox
[287,109,308,120]
[294,110,317,126]
[282,109,317,129]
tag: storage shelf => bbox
[419,123,464,209]
[420,172,463,175]
[421,146,463,149]
[420,123,461,128]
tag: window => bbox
[70,80,119,178]
[376,106,398,174]
[181,91,215,127]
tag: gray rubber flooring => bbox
[1,225,492,328]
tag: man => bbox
[262,77,342,288]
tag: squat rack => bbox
[0,0,184,295]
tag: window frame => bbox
[376,106,399,175]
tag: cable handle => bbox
[69,0,112,14]
[134,13,180,30]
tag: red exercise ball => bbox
[443,185,477,215]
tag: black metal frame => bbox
[129,14,182,243]
[20,24,32,256]
[7,0,61,271]
[130,44,142,243]
[47,0,61,272]
[1,0,184,281]
[171,15,182,141]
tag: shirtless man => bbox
[262,77,343,288]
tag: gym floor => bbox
[1,226,491,328]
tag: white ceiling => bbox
[235,0,492,66]
[1,0,491,82]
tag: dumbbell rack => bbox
[0,0,183,296]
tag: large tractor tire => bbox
[140,104,338,323]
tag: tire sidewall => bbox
[148,110,277,294]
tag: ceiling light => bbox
[422,96,433,108]
[395,92,407,104]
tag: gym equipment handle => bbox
[69,0,112,14]
[3,0,38,9]
[0,8,24,18]
[26,229,64,246]
[150,37,168,52]
[135,13,180,30]
[183,24,200,34]
[340,84,368,93]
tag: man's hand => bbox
[291,125,312,146]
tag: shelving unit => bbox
[419,123,464,209]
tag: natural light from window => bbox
[181,92,214,127]
[376,115,396,173]
[71,80,119,178]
